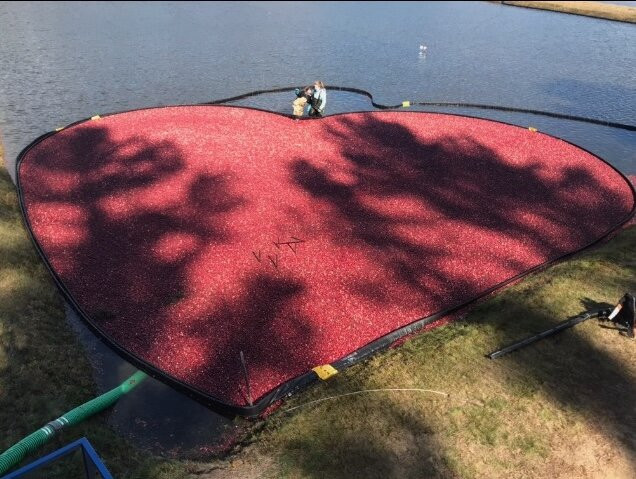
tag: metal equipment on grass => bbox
[488,293,635,359]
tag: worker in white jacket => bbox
[308,81,327,117]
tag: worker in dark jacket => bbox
[292,86,314,117]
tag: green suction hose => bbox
[0,370,147,476]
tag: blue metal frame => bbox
[2,437,113,479]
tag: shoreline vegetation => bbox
[497,1,636,23]
[2,136,635,477]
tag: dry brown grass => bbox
[501,1,636,23]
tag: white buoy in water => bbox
[419,45,427,51]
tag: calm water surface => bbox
[1,1,635,175]
[0,1,634,455]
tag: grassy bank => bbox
[500,1,636,23]
[1,144,635,478]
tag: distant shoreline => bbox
[496,1,636,23]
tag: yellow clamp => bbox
[528,126,537,132]
[55,127,64,132]
[402,101,411,108]
[312,364,338,380]
[91,115,101,121]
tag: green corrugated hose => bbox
[0,370,147,476]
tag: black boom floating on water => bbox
[488,293,635,359]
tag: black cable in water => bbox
[204,85,636,132]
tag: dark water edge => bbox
[64,304,240,458]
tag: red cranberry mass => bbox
[18,106,635,412]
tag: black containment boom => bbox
[488,293,635,359]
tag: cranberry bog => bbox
[16,106,635,415]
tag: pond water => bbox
[0,1,634,456]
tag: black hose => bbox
[487,309,611,359]
[204,85,636,132]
